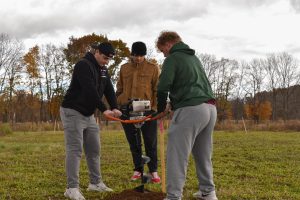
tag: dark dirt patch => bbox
[103,189,165,200]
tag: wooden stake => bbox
[242,116,248,134]
[159,120,166,193]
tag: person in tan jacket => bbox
[116,41,161,183]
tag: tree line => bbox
[0,32,299,124]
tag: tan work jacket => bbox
[116,60,160,111]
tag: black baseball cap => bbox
[92,42,115,58]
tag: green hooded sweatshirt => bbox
[157,42,214,112]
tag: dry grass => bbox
[0,123,13,136]
[215,120,300,132]
[2,119,300,134]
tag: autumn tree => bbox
[12,90,40,123]
[265,54,280,120]
[198,55,239,121]
[242,58,267,123]
[244,100,272,123]
[39,44,68,121]
[213,58,238,121]
[217,96,232,122]
[258,101,272,121]
[64,33,130,84]
[23,46,42,122]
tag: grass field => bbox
[0,130,300,200]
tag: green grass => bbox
[1,130,300,199]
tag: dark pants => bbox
[122,119,158,173]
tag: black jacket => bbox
[62,52,118,116]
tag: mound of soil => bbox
[104,189,165,200]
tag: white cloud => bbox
[290,0,300,12]
[1,0,300,61]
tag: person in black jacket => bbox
[60,42,122,200]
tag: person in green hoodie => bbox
[156,31,218,200]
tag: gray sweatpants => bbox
[60,107,101,188]
[166,103,217,200]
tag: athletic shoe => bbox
[193,190,218,200]
[87,182,113,192]
[64,188,85,200]
[130,171,142,181]
[150,172,161,183]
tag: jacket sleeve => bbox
[116,68,123,98]
[151,65,160,111]
[102,74,118,111]
[157,57,176,113]
[98,100,108,113]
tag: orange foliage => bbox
[244,100,272,122]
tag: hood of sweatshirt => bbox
[83,52,101,68]
[169,42,195,55]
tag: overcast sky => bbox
[1,0,300,61]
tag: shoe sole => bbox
[87,188,113,192]
[130,178,141,181]
[151,181,161,184]
[194,196,218,200]
[64,193,85,200]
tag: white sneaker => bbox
[193,190,218,200]
[87,182,113,192]
[64,188,86,200]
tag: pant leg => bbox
[166,104,212,200]
[141,120,158,172]
[122,123,143,172]
[60,107,87,188]
[83,115,101,184]
[166,107,198,199]
[192,104,217,193]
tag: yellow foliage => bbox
[23,46,40,78]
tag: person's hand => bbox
[103,110,115,118]
[112,108,122,117]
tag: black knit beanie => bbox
[131,41,147,56]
